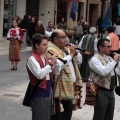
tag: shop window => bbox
[3,0,16,37]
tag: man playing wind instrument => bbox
[46,29,83,120]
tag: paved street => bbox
[0,38,120,120]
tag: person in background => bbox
[7,20,24,70]
[46,29,83,120]
[66,29,76,45]
[35,21,45,35]
[17,18,23,28]
[80,16,86,24]
[21,15,29,29]
[115,17,120,25]
[72,19,83,44]
[20,15,30,44]
[45,21,56,38]
[106,26,120,95]
[57,17,67,30]
[83,22,90,35]
[27,15,32,44]
[13,16,19,21]
[115,61,120,86]
[89,38,120,120]
[106,26,119,53]
[28,15,32,23]
[78,27,98,82]
[28,17,37,46]
[96,16,103,37]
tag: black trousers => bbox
[81,53,93,82]
[51,99,73,120]
[93,88,115,120]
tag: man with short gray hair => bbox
[78,27,98,82]
[73,19,83,44]
[45,21,56,38]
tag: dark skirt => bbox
[31,97,51,120]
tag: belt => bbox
[84,51,93,54]
[99,87,113,92]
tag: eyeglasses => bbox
[57,36,67,39]
[102,46,112,48]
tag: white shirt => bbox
[45,31,52,37]
[89,54,117,76]
[78,35,98,54]
[27,55,61,80]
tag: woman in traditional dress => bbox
[26,34,60,120]
[7,20,24,70]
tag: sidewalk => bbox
[0,37,9,51]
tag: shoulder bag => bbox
[22,80,42,107]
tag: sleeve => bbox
[7,29,11,40]
[74,52,82,64]
[52,59,63,75]
[52,55,73,73]
[115,61,120,76]
[27,56,52,79]
[89,56,117,76]
[45,31,52,37]
[78,35,84,49]
[94,38,98,54]
[18,28,24,42]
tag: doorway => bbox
[89,4,98,26]
[57,0,67,24]
[78,2,84,20]
[26,0,39,21]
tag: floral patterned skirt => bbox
[9,39,21,61]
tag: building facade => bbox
[0,0,113,40]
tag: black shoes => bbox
[11,67,14,70]
[14,67,17,70]
[11,67,17,70]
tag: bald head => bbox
[50,29,67,48]
[51,29,65,42]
